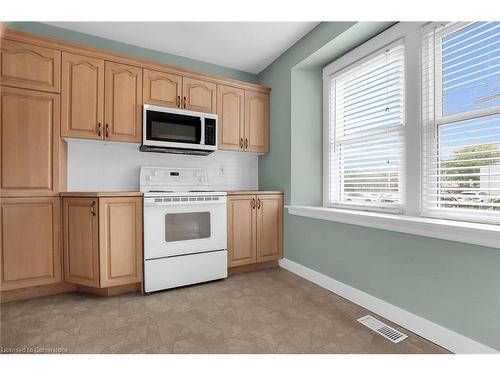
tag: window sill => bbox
[286,205,500,249]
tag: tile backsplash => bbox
[66,139,258,191]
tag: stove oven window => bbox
[165,212,211,242]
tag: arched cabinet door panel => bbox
[61,52,104,140]
[182,77,217,113]
[217,85,245,151]
[104,62,142,143]
[1,39,61,93]
[143,69,181,108]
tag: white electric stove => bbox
[140,166,227,293]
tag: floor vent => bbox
[357,315,408,343]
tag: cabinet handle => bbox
[183,96,187,108]
[177,95,180,107]
[257,198,261,209]
[244,138,248,149]
[90,201,96,216]
[251,198,256,209]
[239,138,243,149]
[105,123,109,138]
[97,122,102,137]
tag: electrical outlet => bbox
[219,165,225,177]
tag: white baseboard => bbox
[279,258,498,354]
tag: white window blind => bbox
[327,41,405,212]
[421,22,500,223]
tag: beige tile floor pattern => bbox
[0,268,448,354]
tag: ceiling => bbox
[44,22,320,74]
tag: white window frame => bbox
[323,22,425,215]
[285,21,500,249]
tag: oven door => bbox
[143,105,203,149]
[143,198,227,260]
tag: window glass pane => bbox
[329,42,405,209]
[442,22,500,116]
[435,114,500,211]
[165,212,211,242]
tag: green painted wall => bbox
[258,22,500,350]
[6,22,258,84]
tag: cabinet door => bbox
[0,197,61,291]
[182,77,217,113]
[1,39,61,93]
[0,86,61,197]
[61,52,104,140]
[244,91,269,153]
[143,69,181,108]
[217,85,244,151]
[99,197,142,287]
[227,195,257,267]
[256,194,282,262]
[104,62,143,143]
[63,198,99,287]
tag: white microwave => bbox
[140,104,218,155]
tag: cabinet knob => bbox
[239,138,243,149]
[183,96,186,109]
[177,96,181,107]
[251,198,256,209]
[97,122,102,137]
[90,201,96,216]
[105,123,109,138]
[257,198,261,209]
[244,138,248,149]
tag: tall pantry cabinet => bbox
[1,39,65,291]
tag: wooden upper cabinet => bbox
[63,198,100,287]
[99,197,142,287]
[1,39,61,93]
[61,52,104,140]
[182,77,217,113]
[227,195,257,267]
[217,85,244,151]
[143,69,181,108]
[256,194,283,263]
[0,197,61,291]
[0,86,61,197]
[104,62,142,143]
[244,91,269,153]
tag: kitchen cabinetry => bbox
[61,52,142,143]
[104,62,142,142]
[1,39,61,93]
[227,192,282,268]
[217,85,245,151]
[61,52,104,140]
[182,77,217,113]
[143,71,217,113]
[244,91,269,153]
[62,194,142,289]
[0,197,61,291]
[143,69,182,108]
[217,87,269,153]
[1,86,63,197]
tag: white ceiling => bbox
[44,22,320,74]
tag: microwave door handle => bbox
[200,116,205,145]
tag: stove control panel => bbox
[140,167,210,192]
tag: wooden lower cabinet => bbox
[256,194,283,262]
[227,193,282,268]
[99,197,142,287]
[227,195,257,267]
[0,197,61,291]
[62,195,142,288]
[63,198,100,287]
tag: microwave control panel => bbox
[205,118,216,146]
